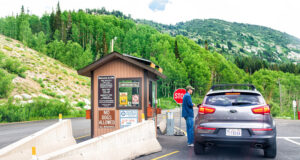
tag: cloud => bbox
[149,0,169,12]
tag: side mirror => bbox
[197,104,202,108]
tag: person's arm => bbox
[187,95,194,108]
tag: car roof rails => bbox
[210,84,256,91]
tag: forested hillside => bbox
[0,5,299,118]
[137,19,300,64]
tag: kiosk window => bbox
[149,81,156,107]
[117,78,141,109]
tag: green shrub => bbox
[15,44,21,47]
[2,58,27,78]
[0,69,14,98]
[270,101,280,117]
[76,101,86,108]
[42,89,56,97]
[29,98,71,118]
[0,97,73,122]
[5,38,12,42]
[3,45,13,51]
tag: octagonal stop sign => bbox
[173,89,186,104]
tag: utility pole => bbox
[278,79,282,112]
[111,37,117,52]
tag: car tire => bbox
[194,142,205,155]
[264,138,277,158]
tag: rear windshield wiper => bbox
[232,102,253,106]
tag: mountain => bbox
[0,34,90,104]
[136,19,300,63]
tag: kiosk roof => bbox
[77,51,166,79]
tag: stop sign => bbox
[173,89,186,104]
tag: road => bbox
[1,112,300,160]
[0,117,91,149]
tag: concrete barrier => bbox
[39,120,162,160]
[0,120,76,160]
[158,114,167,134]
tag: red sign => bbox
[173,89,186,104]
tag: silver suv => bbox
[194,84,276,158]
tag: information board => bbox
[120,110,138,128]
[98,76,115,107]
[99,110,115,128]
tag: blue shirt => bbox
[182,92,194,118]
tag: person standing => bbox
[182,85,195,147]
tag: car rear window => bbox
[204,93,265,106]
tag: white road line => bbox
[283,138,300,146]
[277,137,300,139]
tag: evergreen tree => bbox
[174,40,180,61]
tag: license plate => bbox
[226,129,242,136]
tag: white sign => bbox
[293,100,297,108]
[120,110,138,128]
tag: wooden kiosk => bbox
[78,52,166,137]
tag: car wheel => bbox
[264,138,277,158]
[194,142,205,155]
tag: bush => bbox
[269,101,280,117]
[5,38,12,42]
[0,69,14,98]
[0,97,73,122]
[3,45,12,51]
[1,57,27,78]
[42,89,57,97]
[76,101,86,108]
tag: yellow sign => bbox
[120,92,128,106]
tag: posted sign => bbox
[293,100,297,108]
[173,89,186,104]
[119,92,128,106]
[120,110,138,128]
[98,76,115,108]
[99,110,115,128]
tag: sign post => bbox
[293,100,296,120]
[173,89,186,136]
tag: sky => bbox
[0,0,300,39]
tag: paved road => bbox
[137,109,300,160]
[0,117,91,149]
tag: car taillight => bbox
[197,127,216,130]
[252,128,273,131]
[199,105,215,114]
[251,105,270,114]
[197,126,216,133]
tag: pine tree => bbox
[174,40,180,61]
[49,11,55,39]
[205,40,208,50]
[54,2,62,40]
